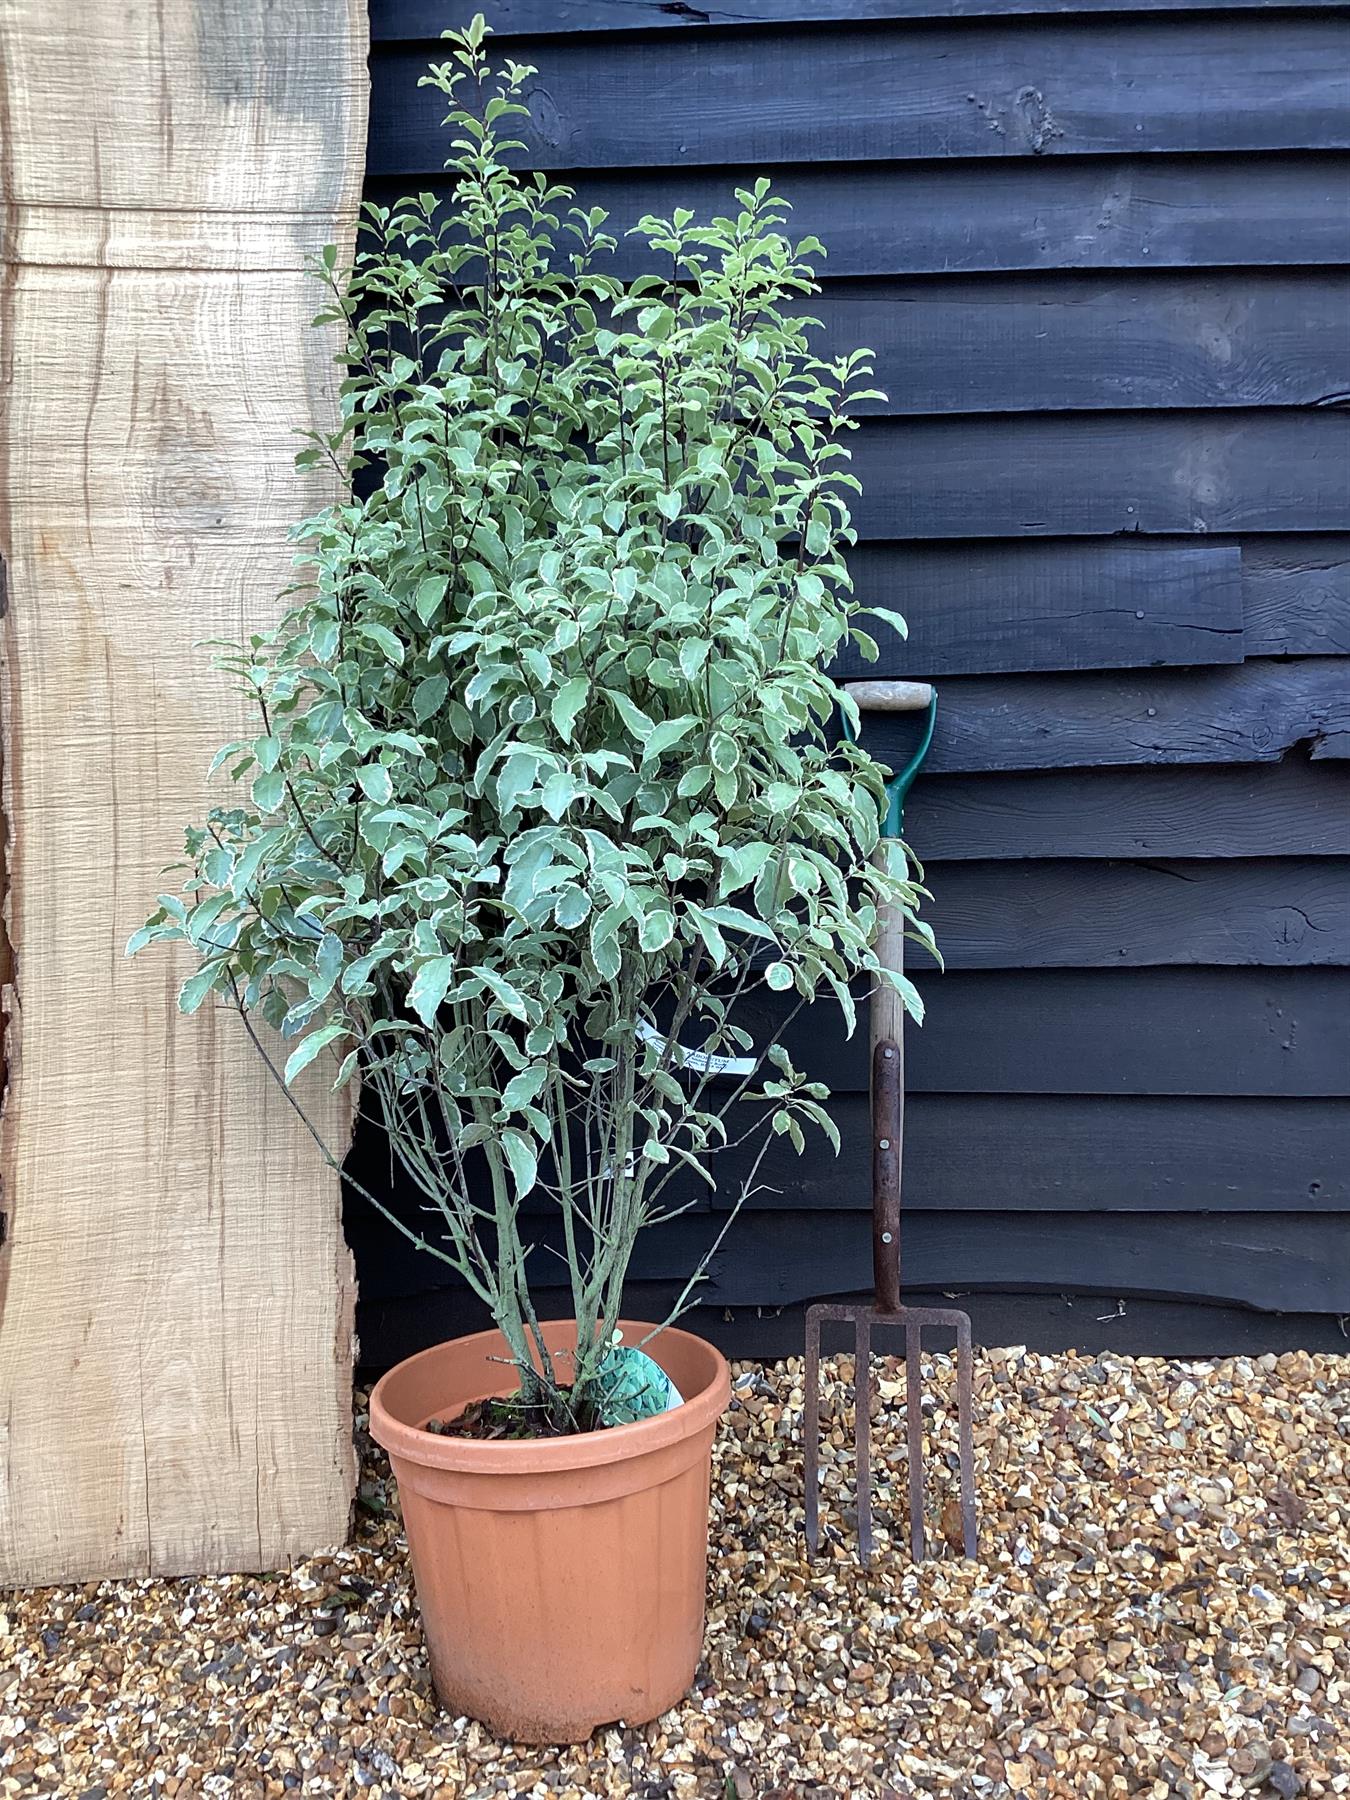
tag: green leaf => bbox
[251,770,286,813]
[678,639,710,681]
[764,960,794,991]
[500,1063,547,1113]
[638,907,675,953]
[413,674,449,722]
[500,1129,538,1199]
[642,715,698,762]
[554,884,591,929]
[284,1021,347,1085]
[178,959,228,1015]
[415,576,449,624]
[356,622,405,665]
[551,677,589,744]
[540,769,582,821]
[606,689,654,743]
[357,763,393,804]
[496,751,540,815]
[702,903,776,941]
[590,907,623,979]
[710,733,739,774]
[310,932,344,1000]
[408,954,456,1025]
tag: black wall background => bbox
[348,0,1350,1367]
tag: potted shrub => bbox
[132,18,924,1744]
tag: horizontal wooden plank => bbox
[867,659,1350,775]
[369,20,1350,173]
[355,1207,1350,1314]
[372,0,1350,36]
[846,412,1350,541]
[733,968,1350,1095]
[702,1095,1350,1213]
[906,761,1350,859]
[839,533,1350,675]
[350,1096,1350,1245]
[367,154,1350,278]
[1242,535,1350,658]
[687,1213,1350,1313]
[922,857,1350,968]
[815,272,1350,415]
[360,1288,1350,1372]
[836,539,1244,677]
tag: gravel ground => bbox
[2,1346,1346,1800]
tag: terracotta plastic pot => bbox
[368,1319,731,1744]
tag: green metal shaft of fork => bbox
[841,693,938,840]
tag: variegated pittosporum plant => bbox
[133,17,930,1434]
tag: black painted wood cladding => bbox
[350,0,1350,1360]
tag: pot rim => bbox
[368,1319,731,1477]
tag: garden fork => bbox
[803,679,978,1565]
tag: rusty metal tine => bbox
[956,1311,978,1559]
[905,1317,925,1560]
[854,1314,874,1566]
[803,1304,823,1554]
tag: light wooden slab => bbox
[0,0,369,1582]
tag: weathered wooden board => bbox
[867,660,1350,775]
[836,540,1244,677]
[371,155,1350,279]
[905,762,1350,860]
[812,272,1350,415]
[687,1213,1350,1314]
[1242,536,1350,658]
[355,1206,1350,1315]
[840,534,1350,675]
[0,0,368,1584]
[706,1096,1350,1214]
[371,20,1350,172]
[921,858,1350,968]
[348,1095,1348,1240]
[732,969,1350,1097]
[373,0,1350,34]
[846,412,1350,541]
[362,1286,1350,1369]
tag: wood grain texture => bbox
[836,539,1244,677]
[0,0,368,1584]
[1242,537,1350,658]
[702,1095,1350,1214]
[362,1287,1350,1369]
[681,1213,1350,1314]
[370,19,1350,172]
[846,412,1350,540]
[373,0,1350,34]
[906,761,1350,860]
[922,858,1350,968]
[840,534,1350,676]
[371,154,1350,278]
[812,272,1350,415]
[354,1206,1350,1314]
[348,1096,1349,1254]
[870,659,1350,775]
[732,969,1350,1096]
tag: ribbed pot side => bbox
[369,1320,732,1744]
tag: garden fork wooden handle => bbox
[845,678,931,1312]
[842,678,934,713]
